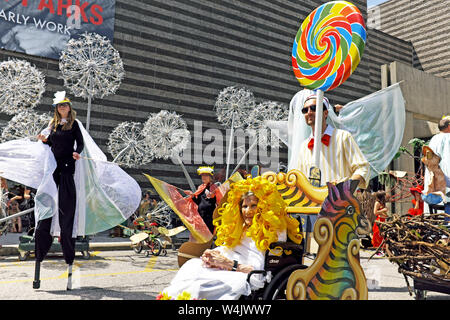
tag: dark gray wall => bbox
[365,28,413,91]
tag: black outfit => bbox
[192,184,216,234]
[35,120,84,265]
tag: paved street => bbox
[0,245,448,300]
[0,248,178,300]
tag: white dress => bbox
[163,232,287,300]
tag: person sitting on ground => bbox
[158,176,303,300]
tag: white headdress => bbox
[52,91,71,106]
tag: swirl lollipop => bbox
[292,1,366,91]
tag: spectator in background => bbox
[423,116,450,219]
[8,200,22,233]
[408,185,424,217]
[138,191,153,217]
[371,191,389,256]
[186,166,218,234]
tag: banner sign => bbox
[0,0,116,59]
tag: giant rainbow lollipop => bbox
[291,1,366,185]
[292,1,366,91]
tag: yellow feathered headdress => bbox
[213,176,303,252]
[197,166,214,175]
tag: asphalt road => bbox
[0,248,448,300]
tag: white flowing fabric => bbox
[266,83,406,178]
[163,232,287,300]
[0,119,141,236]
[286,89,315,171]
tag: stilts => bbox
[33,261,41,289]
[67,264,73,290]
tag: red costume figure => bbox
[186,166,217,234]
[371,191,389,253]
[408,185,424,216]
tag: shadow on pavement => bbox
[45,286,157,300]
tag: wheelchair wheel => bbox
[263,264,307,300]
[150,238,162,256]
[133,241,144,254]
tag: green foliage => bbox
[408,138,428,152]
[378,172,396,188]
[394,138,428,160]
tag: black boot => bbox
[33,261,41,289]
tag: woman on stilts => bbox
[35,91,84,290]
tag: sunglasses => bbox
[301,105,327,114]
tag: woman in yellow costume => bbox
[159,176,302,300]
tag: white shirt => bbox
[296,125,370,189]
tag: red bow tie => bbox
[308,134,331,150]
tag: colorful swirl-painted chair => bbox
[256,170,371,300]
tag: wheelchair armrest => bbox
[246,270,267,283]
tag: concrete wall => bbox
[383,61,450,213]
[388,61,450,167]
[368,0,450,80]
[391,61,450,121]
[365,28,412,92]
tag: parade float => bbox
[149,1,384,300]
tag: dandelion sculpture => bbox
[1,110,52,142]
[214,86,256,179]
[142,110,194,191]
[59,32,125,132]
[107,121,154,168]
[146,201,176,229]
[0,59,45,115]
[230,100,289,176]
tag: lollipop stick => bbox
[312,89,324,167]
[309,89,324,187]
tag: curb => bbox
[0,241,180,257]
[0,242,135,257]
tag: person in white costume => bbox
[34,92,83,289]
[423,116,450,218]
[159,176,303,300]
[296,93,370,189]
[267,84,405,181]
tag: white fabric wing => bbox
[0,120,141,236]
[327,83,406,179]
[267,84,406,178]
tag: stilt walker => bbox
[0,95,141,291]
[34,91,84,290]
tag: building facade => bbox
[368,0,450,80]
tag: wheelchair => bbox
[240,239,307,300]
